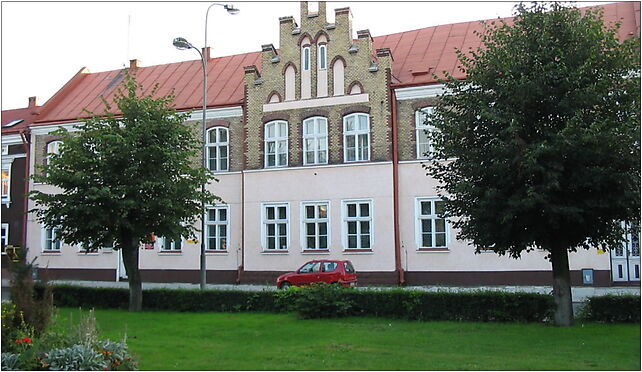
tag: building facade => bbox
[10,2,641,286]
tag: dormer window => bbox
[318,44,327,70]
[302,46,311,71]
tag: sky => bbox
[1,1,611,110]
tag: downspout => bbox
[390,89,405,285]
[236,89,248,285]
[19,128,30,251]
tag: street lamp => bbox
[173,3,239,290]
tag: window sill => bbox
[41,251,62,255]
[159,251,183,255]
[77,252,100,256]
[302,249,330,254]
[343,159,370,165]
[417,248,449,253]
[343,249,373,254]
[261,250,289,255]
[205,250,228,255]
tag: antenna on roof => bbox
[125,14,132,67]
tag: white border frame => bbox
[205,204,230,253]
[261,202,290,253]
[264,120,289,168]
[302,116,329,165]
[341,198,374,252]
[300,200,331,252]
[343,113,371,163]
[414,197,450,251]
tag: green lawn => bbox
[56,308,640,370]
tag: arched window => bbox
[206,127,229,172]
[303,117,328,165]
[415,107,435,159]
[302,46,311,71]
[284,65,296,101]
[265,120,288,167]
[301,37,312,99]
[332,59,345,96]
[343,113,370,162]
[318,44,327,70]
[45,140,63,177]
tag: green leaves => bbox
[30,72,220,251]
[426,3,640,256]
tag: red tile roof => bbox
[32,2,638,125]
[2,104,40,135]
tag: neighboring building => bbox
[1,97,40,278]
[22,2,640,285]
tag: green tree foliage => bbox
[30,73,220,311]
[425,3,640,326]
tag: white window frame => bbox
[343,113,370,162]
[45,140,63,177]
[159,236,183,252]
[342,199,374,251]
[1,223,8,253]
[206,205,229,251]
[318,44,327,70]
[1,146,8,155]
[302,45,311,71]
[264,120,288,167]
[300,201,331,251]
[416,107,435,159]
[206,127,229,172]
[302,117,328,165]
[42,226,62,252]
[415,197,450,250]
[261,202,289,252]
[1,162,11,204]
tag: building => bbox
[13,2,641,286]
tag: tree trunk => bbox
[550,245,574,326]
[121,231,142,312]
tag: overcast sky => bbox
[1,1,610,110]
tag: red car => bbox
[276,260,357,289]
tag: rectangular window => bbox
[343,114,370,162]
[1,165,9,203]
[206,127,229,172]
[1,223,8,253]
[302,202,329,251]
[206,206,229,251]
[43,226,61,252]
[160,237,182,252]
[343,200,373,250]
[263,203,288,251]
[416,198,448,249]
[416,107,435,159]
[303,117,328,165]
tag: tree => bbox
[31,74,220,311]
[425,3,640,326]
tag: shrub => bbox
[291,284,355,319]
[580,295,641,323]
[42,344,108,371]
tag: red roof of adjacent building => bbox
[1,97,41,135]
[32,2,639,126]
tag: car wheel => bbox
[281,281,291,290]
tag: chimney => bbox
[202,47,212,60]
[129,59,141,69]
[28,96,38,108]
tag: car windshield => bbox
[299,261,321,273]
[344,261,355,273]
[322,262,338,272]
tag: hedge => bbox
[51,284,555,322]
[580,294,640,323]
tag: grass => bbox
[56,307,640,370]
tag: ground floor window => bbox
[301,202,329,250]
[43,226,61,252]
[416,197,448,249]
[160,237,182,252]
[263,203,288,251]
[1,223,8,253]
[342,199,373,250]
[206,206,228,251]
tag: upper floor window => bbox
[1,163,10,203]
[303,117,328,165]
[416,198,448,250]
[343,113,370,162]
[416,107,435,159]
[302,46,311,71]
[318,44,327,70]
[265,121,288,167]
[206,127,229,172]
[45,140,63,177]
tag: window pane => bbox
[267,207,275,220]
[305,121,314,135]
[318,137,327,151]
[220,158,228,171]
[305,138,314,152]
[208,225,217,239]
[278,207,286,220]
[319,151,327,163]
[218,208,227,221]
[348,235,357,248]
[266,141,275,154]
[220,237,227,250]
[278,223,287,235]
[307,237,315,249]
[318,205,327,218]
[208,130,217,143]
[279,122,287,137]
[267,223,275,236]
[306,206,315,219]
[279,237,287,249]
[360,221,370,234]
[347,204,356,217]
[435,201,445,216]
[268,237,275,250]
[421,219,432,233]
[219,129,227,142]
[422,234,431,247]
[346,148,356,162]
[218,225,227,240]
[267,154,275,167]
[435,233,446,247]
[306,223,315,235]
[319,120,327,134]
[209,238,217,250]
[348,221,357,234]
[319,222,327,235]
[319,236,327,249]
[359,203,369,217]
[266,123,275,138]
[421,201,432,216]
[208,209,217,222]
[306,151,315,164]
[346,116,355,132]
[358,115,368,130]
[360,234,370,249]
[435,219,446,233]
[278,153,287,166]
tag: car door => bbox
[321,261,340,283]
[296,261,322,285]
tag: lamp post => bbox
[173,3,239,290]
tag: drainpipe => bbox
[390,89,405,285]
[237,169,244,284]
[19,128,30,252]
